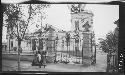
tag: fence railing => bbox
[107,52,118,72]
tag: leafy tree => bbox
[100,20,119,72]
[3,4,50,71]
[100,30,118,53]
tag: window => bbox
[75,20,79,30]
[11,41,13,48]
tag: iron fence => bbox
[107,52,118,72]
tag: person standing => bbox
[41,50,47,68]
[37,50,42,68]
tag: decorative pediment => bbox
[82,21,91,32]
[68,4,86,13]
[75,20,79,31]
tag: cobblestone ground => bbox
[2,50,107,72]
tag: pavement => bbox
[2,51,34,55]
[2,50,107,72]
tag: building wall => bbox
[71,11,93,32]
[6,36,32,52]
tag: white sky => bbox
[2,4,119,43]
[85,4,119,43]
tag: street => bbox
[2,50,107,72]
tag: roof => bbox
[33,24,66,35]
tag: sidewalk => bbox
[2,59,106,72]
[2,51,34,55]
[2,50,107,72]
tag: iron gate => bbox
[55,36,96,65]
[43,39,57,63]
[31,33,96,65]
[107,51,118,72]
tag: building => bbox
[5,4,96,65]
[2,42,7,52]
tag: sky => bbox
[2,4,119,43]
[85,4,119,43]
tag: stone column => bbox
[70,11,93,65]
[82,32,92,65]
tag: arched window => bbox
[75,20,79,31]
[11,41,13,48]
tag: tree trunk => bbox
[94,45,96,64]
[69,41,70,57]
[9,37,10,53]
[18,38,21,71]
[66,43,68,62]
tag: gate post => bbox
[107,53,109,72]
[107,50,111,72]
[81,34,84,64]
[82,46,83,64]
[73,39,75,57]
[106,54,108,72]
[54,40,57,63]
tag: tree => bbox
[3,4,50,71]
[3,4,32,71]
[101,20,119,72]
[100,31,118,53]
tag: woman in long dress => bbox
[37,50,42,68]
